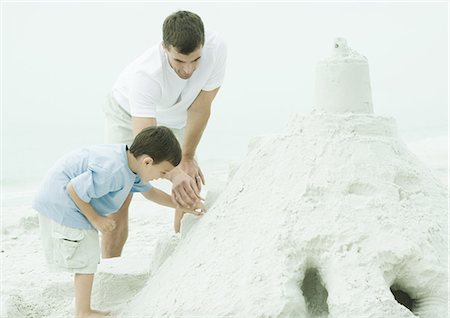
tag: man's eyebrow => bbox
[175,56,201,63]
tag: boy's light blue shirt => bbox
[32,144,152,229]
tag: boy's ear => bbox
[143,156,154,166]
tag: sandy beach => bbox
[1,3,448,317]
[1,160,231,317]
[1,135,447,317]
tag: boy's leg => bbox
[101,193,133,258]
[39,214,106,317]
[74,273,109,318]
[74,273,94,315]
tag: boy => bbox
[32,126,203,318]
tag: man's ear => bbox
[162,43,171,53]
[143,156,154,166]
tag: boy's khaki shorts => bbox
[104,93,185,145]
[38,214,100,274]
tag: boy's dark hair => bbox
[162,10,205,55]
[129,126,181,166]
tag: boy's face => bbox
[140,158,175,182]
[164,45,202,80]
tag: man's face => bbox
[165,45,202,80]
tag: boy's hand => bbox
[173,201,206,233]
[184,200,206,216]
[92,216,116,233]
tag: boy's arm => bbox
[141,187,207,214]
[142,188,206,233]
[66,182,116,233]
[141,187,176,208]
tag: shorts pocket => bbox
[52,226,86,269]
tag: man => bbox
[103,10,227,258]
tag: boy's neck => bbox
[127,150,139,174]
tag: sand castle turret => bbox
[122,39,448,318]
[314,38,373,113]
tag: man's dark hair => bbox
[129,126,181,166]
[162,10,205,55]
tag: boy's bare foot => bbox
[76,309,110,318]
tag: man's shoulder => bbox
[129,43,165,79]
[205,31,226,50]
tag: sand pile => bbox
[2,39,447,318]
[121,39,448,318]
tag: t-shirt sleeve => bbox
[203,37,227,91]
[130,176,152,193]
[70,164,120,203]
[128,71,161,118]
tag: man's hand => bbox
[91,215,116,233]
[179,158,205,189]
[171,160,205,208]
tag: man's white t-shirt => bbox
[112,31,227,129]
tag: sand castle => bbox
[122,38,448,317]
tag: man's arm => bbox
[131,117,157,137]
[183,87,220,163]
[168,87,220,207]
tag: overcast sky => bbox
[2,2,448,184]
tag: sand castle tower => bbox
[123,39,448,318]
